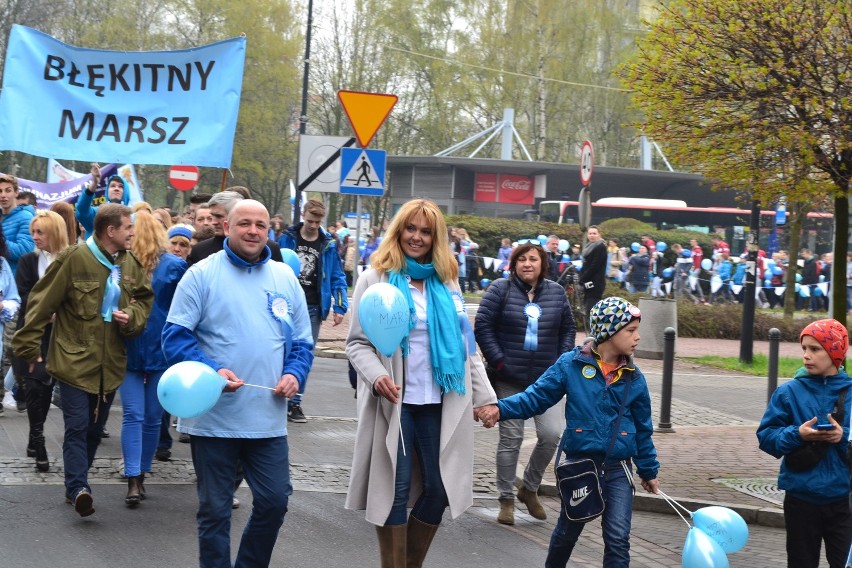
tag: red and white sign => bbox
[579,140,594,186]
[169,165,200,191]
[474,173,498,202]
[474,173,534,205]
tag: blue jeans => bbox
[59,382,115,497]
[546,462,634,568]
[386,403,448,526]
[290,304,321,408]
[191,435,291,568]
[119,370,164,477]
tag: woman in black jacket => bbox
[474,242,576,526]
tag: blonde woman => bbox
[346,199,497,567]
[12,211,67,472]
[167,224,193,260]
[119,211,187,507]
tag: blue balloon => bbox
[663,267,674,278]
[558,239,569,252]
[813,286,823,296]
[800,285,811,298]
[819,274,825,282]
[157,361,227,419]
[682,526,729,568]
[479,278,491,289]
[358,283,410,357]
[280,248,302,276]
[631,242,640,252]
[537,234,547,243]
[656,241,668,252]
[795,273,802,282]
[701,258,712,271]
[692,506,749,554]
[772,266,783,275]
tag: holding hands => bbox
[475,404,500,428]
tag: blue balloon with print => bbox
[280,248,302,276]
[701,258,712,271]
[656,241,668,252]
[157,361,227,419]
[359,282,411,357]
[681,526,729,568]
[691,506,748,554]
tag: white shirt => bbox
[403,280,441,405]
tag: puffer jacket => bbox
[12,238,153,394]
[757,367,852,504]
[1,204,35,273]
[475,275,575,386]
[75,173,132,236]
[498,343,659,480]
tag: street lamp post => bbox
[293,0,313,221]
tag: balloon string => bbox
[242,382,276,391]
[398,402,406,456]
[657,490,693,528]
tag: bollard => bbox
[767,328,781,403]
[657,327,676,433]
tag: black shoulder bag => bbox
[554,378,633,523]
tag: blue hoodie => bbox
[757,367,852,504]
[75,173,131,236]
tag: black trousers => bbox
[784,493,852,568]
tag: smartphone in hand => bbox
[813,423,835,431]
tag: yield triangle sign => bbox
[337,90,398,148]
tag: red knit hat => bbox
[800,319,849,371]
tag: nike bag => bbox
[555,457,605,523]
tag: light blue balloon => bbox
[701,258,712,271]
[799,285,811,298]
[280,248,302,276]
[682,526,729,568]
[692,506,748,554]
[819,274,825,282]
[631,242,640,252]
[479,278,491,289]
[796,273,802,282]
[358,282,411,357]
[537,234,547,243]
[656,241,668,252]
[157,361,227,419]
[663,267,674,278]
[558,239,569,252]
[772,266,783,275]
[813,286,823,296]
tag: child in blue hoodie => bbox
[757,319,852,568]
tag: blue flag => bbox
[0,25,246,168]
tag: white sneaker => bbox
[2,391,16,410]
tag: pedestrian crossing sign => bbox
[340,147,386,196]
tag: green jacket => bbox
[12,238,153,395]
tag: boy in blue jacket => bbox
[477,297,660,568]
[757,319,852,568]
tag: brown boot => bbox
[125,475,142,508]
[517,486,546,520]
[376,524,406,568]
[406,515,439,568]
[497,498,515,525]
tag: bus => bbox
[538,197,834,252]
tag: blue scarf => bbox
[85,236,121,322]
[388,257,466,395]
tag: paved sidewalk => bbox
[0,310,817,566]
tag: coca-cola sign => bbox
[498,174,535,205]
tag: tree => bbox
[621,0,852,324]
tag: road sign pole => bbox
[353,195,362,289]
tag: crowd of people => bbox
[2,171,850,567]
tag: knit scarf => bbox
[388,257,466,395]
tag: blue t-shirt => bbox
[166,249,313,438]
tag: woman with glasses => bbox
[474,241,576,525]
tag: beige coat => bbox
[345,269,497,525]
